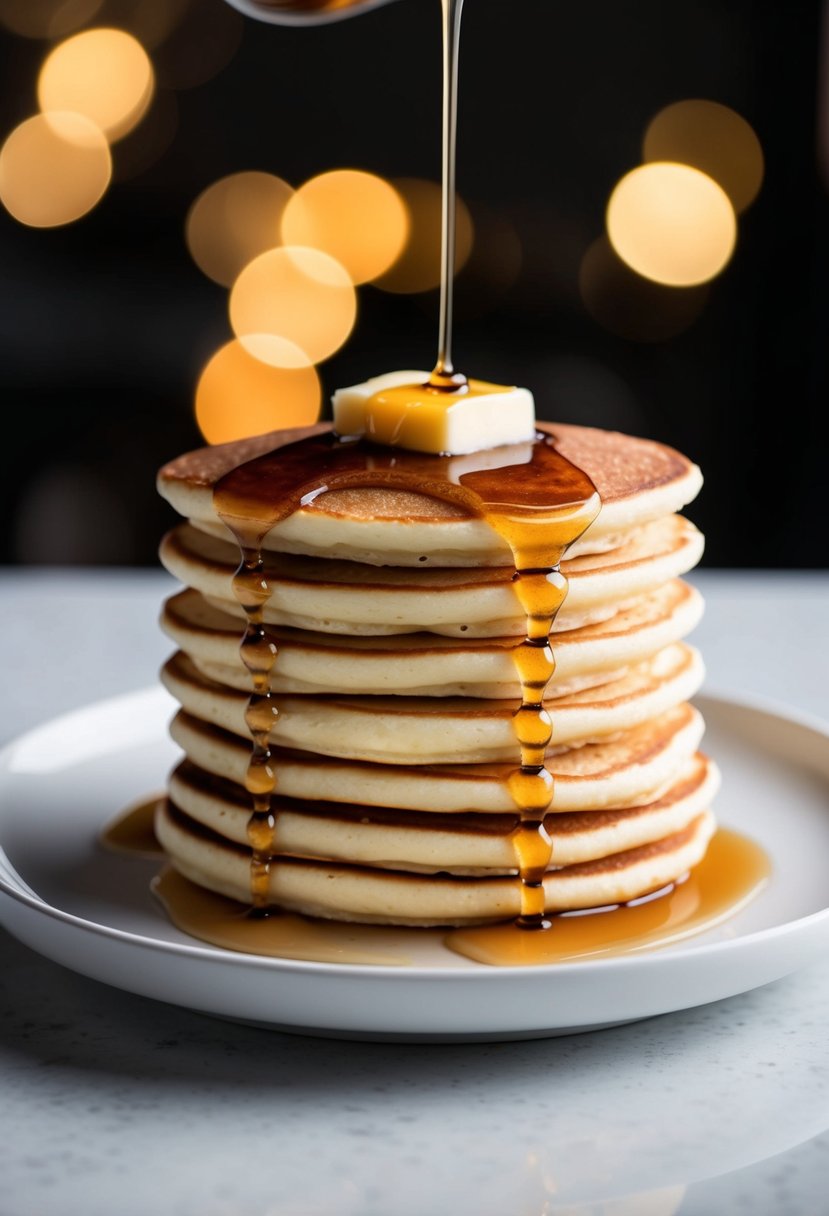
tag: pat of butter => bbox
[332,370,536,455]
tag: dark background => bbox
[1,0,827,566]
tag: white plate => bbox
[0,687,827,1041]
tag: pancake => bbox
[162,580,703,698]
[156,415,714,932]
[159,515,704,638]
[168,752,720,872]
[169,702,705,814]
[161,642,704,764]
[154,800,716,924]
[158,422,703,567]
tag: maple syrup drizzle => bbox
[494,514,597,927]
[229,543,280,910]
[432,0,465,386]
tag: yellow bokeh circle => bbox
[229,245,357,365]
[282,169,408,285]
[643,99,763,214]
[38,28,154,143]
[195,337,321,445]
[606,162,737,287]
[186,171,294,287]
[0,111,111,228]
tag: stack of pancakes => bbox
[155,422,717,926]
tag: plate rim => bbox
[1,684,828,982]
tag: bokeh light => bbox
[38,28,154,143]
[606,163,736,287]
[374,177,473,293]
[230,246,357,365]
[195,338,321,445]
[643,99,764,214]
[282,169,408,285]
[0,111,111,228]
[0,0,102,39]
[186,171,294,287]
[579,236,709,342]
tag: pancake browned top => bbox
[158,422,696,523]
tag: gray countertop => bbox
[1,569,827,1216]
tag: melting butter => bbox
[332,370,536,454]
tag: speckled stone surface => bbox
[0,570,827,1216]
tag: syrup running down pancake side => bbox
[213,426,601,928]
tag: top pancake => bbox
[158,422,702,567]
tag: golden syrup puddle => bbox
[151,866,442,966]
[99,796,164,859]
